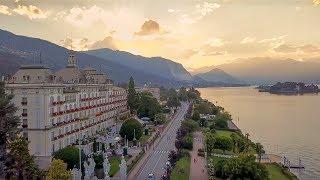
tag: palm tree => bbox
[255,143,265,163]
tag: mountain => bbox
[216,57,320,84]
[0,29,191,87]
[195,68,245,85]
[189,65,216,75]
[85,49,193,82]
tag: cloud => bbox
[64,5,104,27]
[313,0,320,5]
[206,38,225,47]
[135,20,167,36]
[168,9,181,13]
[272,43,320,54]
[90,36,117,50]
[60,37,89,51]
[196,2,221,16]
[259,35,288,44]
[179,49,198,59]
[299,44,320,53]
[170,1,221,24]
[0,5,12,15]
[273,44,297,53]
[202,51,227,56]
[241,37,256,44]
[13,5,47,19]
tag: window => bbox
[23,131,28,139]
[52,143,55,153]
[21,97,27,105]
[22,119,27,126]
[22,109,27,116]
[51,131,55,140]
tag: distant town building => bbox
[4,52,129,168]
[136,86,160,101]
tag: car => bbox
[147,173,155,180]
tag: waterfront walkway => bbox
[189,132,208,180]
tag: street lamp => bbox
[78,124,82,176]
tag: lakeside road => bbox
[129,102,189,180]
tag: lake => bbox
[198,87,320,180]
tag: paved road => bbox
[134,102,189,180]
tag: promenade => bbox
[189,132,208,180]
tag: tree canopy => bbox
[155,113,167,125]
[0,81,20,175]
[214,135,233,153]
[53,146,79,170]
[127,77,139,114]
[166,89,181,108]
[120,118,143,141]
[6,137,41,178]
[46,159,72,180]
[137,92,162,120]
[214,154,268,180]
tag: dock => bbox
[282,156,305,169]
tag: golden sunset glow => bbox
[0,0,319,69]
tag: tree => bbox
[119,118,143,141]
[192,110,201,121]
[0,81,20,175]
[214,136,233,154]
[137,92,162,120]
[46,159,72,180]
[213,112,231,129]
[93,153,104,169]
[6,137,41,179]
[194,100,219,115]
[168,150,178,166]
[205,133,216,155]
[255,143,265,163]
[53,146,79,170]
[155,113,167,125]
[186,87,201,101]
[166,89,181,108]
[181,119,199,133]
[215,118,228,129]
[178,87,188,101]
[213,154,268,180]
[127,76,138,114]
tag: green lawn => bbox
[109,156,121,177]
[266,164,298,180]
[139,134,152,145]
[216,130,235,137]
[170,156,191,180]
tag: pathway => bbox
[189,132,208,180]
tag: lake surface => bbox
[198,87,320,180]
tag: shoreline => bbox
[197,91,300,179]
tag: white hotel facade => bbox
[4,53,129,168]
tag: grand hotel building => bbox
[4,53,129,168]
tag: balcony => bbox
[21,101,27,105]
[21,113,28,117]
[52,101,65,106]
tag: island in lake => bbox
[257,82,319,94]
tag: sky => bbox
[0,0,320,70]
